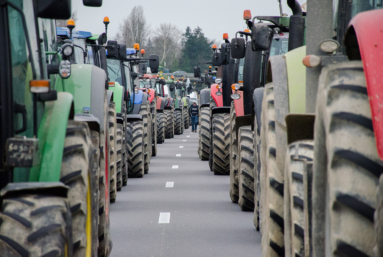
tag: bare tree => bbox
[116,6,150,49]
[56,11,78,27]
[152,23,182,69]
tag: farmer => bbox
[189,101,199,133]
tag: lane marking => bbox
[165,182,174,188]
[159,212,170,223]
[172,165,178,169]
[176,154,181,157]
[179,146,184,148]
[183,140,187,141]
[187,136,190,137]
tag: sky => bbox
[72,0,294,45]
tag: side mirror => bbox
[131,72,138,80]
[231,38,246,59]
[83,0,103,7]
[212,51,222,66]
[194,66,201,78]
[149,55,159,73]
[251,23,273,51]
[107,40,118,58]
[139,63,146,74]
[35,0,71,19]
[98,33,107,45]
[118,44,126,61]
[220,43,230,65]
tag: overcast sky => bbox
[72,0,294,45]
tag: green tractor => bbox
[166,78,184,135]
[0,1,112,257]
[179,78,190,130]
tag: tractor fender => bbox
[131,90,144,115]
[74,113,101,132]
[127,114,143,122]
[160,98,168,110]
[199,88,211,105]
[108,82,124,113]
[253,88,264,137]
[235,114,253,140]
[200,104,209,109]
[0,182,69,201]
[211,106,231,116]
[345,9,383,160]
[29,92,73,182]
[106,90,114,105]
[156,97,163,110]
[168,98,174,107]
[210,84,223,107]
[147,88,155,103]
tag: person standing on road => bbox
[189,102,199,133]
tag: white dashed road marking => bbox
[172,165,179,169]
[176,154,181,157]
[158,213,170,223]
[179,146,184,148]
[187,136,190,137]
[183,140,187,141]
[165,182,174,188]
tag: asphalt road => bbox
[110,127,262,257]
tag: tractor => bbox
[179,77,191,130]
[0,0,113,257]
[166,77,184,135]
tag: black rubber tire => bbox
[229,102,239,203]
[165,109,174,139]
[151,100,157,157]
[0,194,73,257]
[147,107,153,163]
[174,109,183,135]
[139,103,150,175]
[127,120,145,178]
[108,103,117,204]
[209,97,217,171]
[212,113,230,175]
[260,83,284,257]
[238,126,255,211]
[63,121,97,256]
[116,123,123,191]
[156,112,165,144]
[199,106,211,161]
[284,140,313,257]
[376,175,383,257]
[253,113,261,231]
[184,107,190,129]
[312,62,381,257]
[122,102,128,186]
[170,109,175,138]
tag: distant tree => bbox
[178,26,214,73]
[56,11,78,27]
[116,6,150,49]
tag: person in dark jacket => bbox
[189,102,199,132]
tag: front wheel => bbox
[212,113,230,175]
[127,120,145,178]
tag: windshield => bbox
[73,38,86,64]
[107,58,122,83]
[351,0,383,16]
[155,83,163,96]
[238,58,245,83]
[269,33,289,57]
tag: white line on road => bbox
[183,140,187,141]
[172,165,178,169]
[158,212,170,223]
[187,136,190,137]
[179,146,184,148]
[165,182,174,188]
[176,154,181,157]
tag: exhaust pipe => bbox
[287,0,305,51]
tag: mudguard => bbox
[199,88,211,105]
[211,106,231,116]
[127,114,143,122]
[232,89,244,117]
[235,114,253,140]
[108,82,124,113]
[56,64,107,132]
[160,98,168,110]
[147,88,155,103]
[75,113,100,132]
[210,84,223,107]
[131,90,145,115]
[168,98,174,108]
[28,93,73,182]
[345,9,383,160]
[1,182,68,200]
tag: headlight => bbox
[215,91,222,96]
[319,40,339,53]
[230,93,241,100]
[59,60,71,79]
[62,43,74,58]
[215,78,222,84]
[231,84,240,90]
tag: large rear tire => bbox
[174,109,183,135]
[313,62,380,257]
[260,83,284,257]
[184,107,190,129]
[108,103,117,204]
[116,123,123,191]
[127,120,145,178]
[0,194,73,257]
[199,106,211,160]
[283,141,313,257]
[165,109,174,139]
[229,102,239,202]
[151,100,157,157]
[212,113,230,175]
[209,97,217,171]
[157,112,165,144]
[238,125,255,211]
[139,103,150,175]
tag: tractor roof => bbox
[56,27,92,39]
